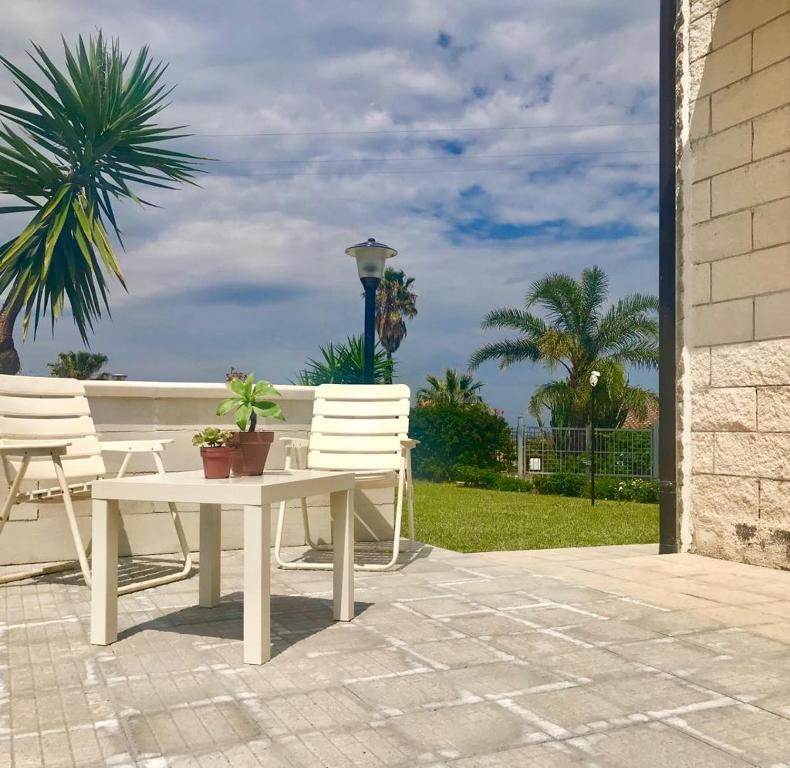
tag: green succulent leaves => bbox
[216,374,285,432]
[192,427,232,448]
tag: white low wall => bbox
[0,381,394,565]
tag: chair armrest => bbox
[401,439,419,450]
[0,440,71,456]
[279,436,309,449]
[99,439,174,453]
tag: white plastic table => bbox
[89,469,356,664]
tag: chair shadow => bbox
[284,540,435,569]
[46,554,191,591]
[117,590,372,656]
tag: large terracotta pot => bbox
[199,446,234,479]
[230,431,274,476]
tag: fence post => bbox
[516,416,525,478]
[651,421,659,479]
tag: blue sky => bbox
[0,1,659,422]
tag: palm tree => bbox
[416,368,484,407]
[470,266,658,427]
[294,336,394,385]
[375,268,417,384]
[0,33,202,374]
[47,350,108,379]
[528,359,657,428]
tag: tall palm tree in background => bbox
[0,33,202,374]
[469,266,658,427]
[375,268,417,384]
[47,350,108,379]
[417,368,484,407]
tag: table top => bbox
[92,469,356,506]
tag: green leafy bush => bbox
[410,404,515,482]
[453,465,533,492]
[533,472,586,497]
[491,474,534,493]
[587,476,658,502]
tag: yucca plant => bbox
[0,33,203,373]
[294,336,394,385]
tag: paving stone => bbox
[2,546,790,766]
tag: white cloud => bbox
[0,0,659,420]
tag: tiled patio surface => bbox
[2,543,790,767]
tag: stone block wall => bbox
[682,0,790,566]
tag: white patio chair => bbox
[274,383,416,571]
[0,374,192,593]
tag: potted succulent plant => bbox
[192,428,234,479]
[217,374,285,475]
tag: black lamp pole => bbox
[590,387,596,507]
[361,276,379,385]
[345,237,397,386]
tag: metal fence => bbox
[512,423,657,479]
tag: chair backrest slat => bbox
[307,384,410,472]
[0,375,106,484]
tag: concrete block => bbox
[753,12,790,71]
[691,387,756,431]
[691,180,712,223]
[757,387,790,431]
[691,122,751,180]
[712,337,790,385]
[755,289,790,339]
[714,432,790,478]
[712,151,790,216]
[712,245,790,301]
[694,35,752,98]
[690,346,712,391]
[692,433,715,473]
[759,479,790,524]
[692,263,711,305]
[712,0,790,48]
[691,298,753,346]
[753,104,790,160]
[712,59,790,132]
[753,197,790,249]
[690,96,711,140]
[692,210,751,262]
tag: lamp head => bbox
[345,237,397,280]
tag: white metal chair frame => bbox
[273,384,416,572]
[0,376,192,594]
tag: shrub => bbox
[452,465,533,492]
[588,476,659,503]
[492,474,533,493]
[533,472,585,497]
[410,404,515,482]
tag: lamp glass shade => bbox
[345,237,397,280]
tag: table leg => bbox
[243,504,271,664]
[90,498,119,645]
[331,489,355,621]
[199,503,221,607]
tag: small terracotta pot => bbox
[200,446,234,479]
[230,431,274,476]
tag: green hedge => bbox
[410,404,515,482]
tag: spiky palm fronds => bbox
[416,368,484,407]
[471,266,658,427]
[0,33,203,347]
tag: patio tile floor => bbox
[1,543,790,766]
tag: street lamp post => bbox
[589,370,601,506]
[345,237,397,384]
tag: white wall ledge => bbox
[83,380,316,400]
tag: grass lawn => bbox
[408,481,658,553]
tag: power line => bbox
[229,161,659,180]
[214,148,658,165]
[196,120,658,138]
